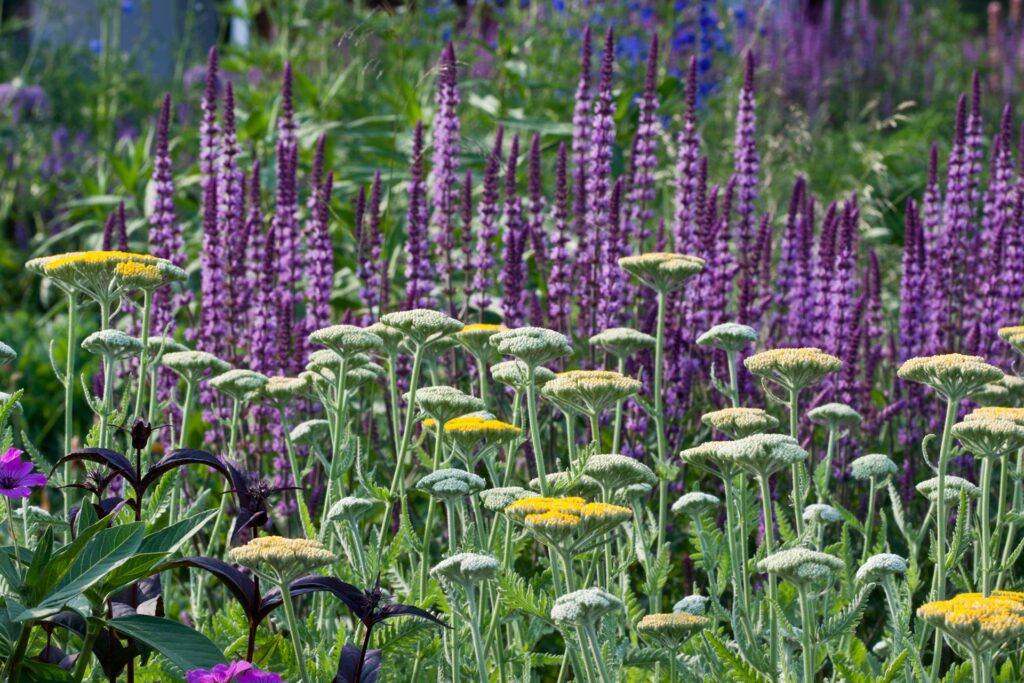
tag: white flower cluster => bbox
[327,496,381,523]
[479,486,539,512]
[695,322,758,352]
[210,369,269,401]
[856,553,908,583]
[0,340,17,366]
[490,327,573,368]
[671,492,721,517]
[583,454,658,490]
[290,419,331,447]
[491,360,555,389]
[701,407,778,438]
[757,548,844,587]
[308,324,384,357]
[588,327,656,359]
[161,350,232,382]
[81,329,143,360]
[916,475,981,503]
[849,453,898,482]
[550,587,624,628]
[407,386,485,424]
[430,552,500,586]
[803,503,842,525]
[380,309,463,345]
[807,402,863,429]
[416,468,487,501]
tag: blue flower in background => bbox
[88,39,102,54]
[121,0,134,14]
[553,0,566,13]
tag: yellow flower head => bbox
[917,592,1024,650]
[455,323,509,359]
[897,354,1003,401]
[701,407,779,439]
[744,347,842,392]
[114,261,165,289]
[38,251,162,302]
[444,415,521,454]
[228,535,336,583]
[968,406,1024,427]
[504,496,586,520]
[524,510,581,539]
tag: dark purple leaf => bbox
[141,449,231,490]
[52,448,137,487]
[376,603,448,628]
[159,557,259,618]
[335,643,381,683]
[111,575,164,618]
[258,575,365,621]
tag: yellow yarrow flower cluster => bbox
[744,347,842,392]
[505,496,631,551]
[917,591,1024,650]
[897,354,1003,400]
[968,406,1024,426]
[228,535,336,583]
[114,260,165,289]
[455,323,509,360]
[33,250,175,304]
[444,415,521,455]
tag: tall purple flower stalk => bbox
[219,82,248,361]
[936,95,972,350]
[526,133,548,300]
[244,160,264,301]
[199,48,220,192]
[811,201,839,341]
[571,26,593,245]
[358,172,385,323]
[597,178,627,331]
[459,170,475,317]
[404,121,434,310]
[734,51,760,324]
[775,176,807,342]
[826,197,859,359]
[625,34,659,251]
[272,64,302,372]
[471,127,504,318]
[673,57,701,253]
[501,135,526,327]
[580,27,616,339]
[548,142,572,334]
[306,172,334,335]
[432,43,461,312]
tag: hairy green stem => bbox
[758,474,779,676]
[465,584,489,683]
[279,581,312,683]
[612,357,626,452]
[930,396,959,681]
[979,455,993,596]
[652,291,669,613]
[798,586,816,683]
[788,388,805,535]
[526,367,549,495]
[132,290,152,418]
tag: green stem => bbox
[980,456,993,596]
[863,479,877,561]
[279,406,313,538]
[3,622,31,683]
[62,294,77,538]
[465,584,489,683]
[930,395,959,681]
[526,368,549,495]
[418,431,446,596]
[996,448,1024,590]
[788,388,805,535]
[564,413,578,468]
[279,582,312,683]
[798,586,816,683]
[653,291,669,613]
[476,356,490,409]
[133,290,152,418]
[612,357,626,452]
[72,619,101,682]
[5,496,21,568]
[726,352,740,408]
[758,473,779,677]
[818,429,836,504]
[584,622,613,683]
[574,626,599,683]
[379,347,425,551]
[589,413,601,452]
[99,351,115,449]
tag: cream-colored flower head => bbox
[952,418,1024,458]
[916,475,981,503]
[479,486,539,512]
[807,402,863,430]
[0,341,17,367]
[583,454,658,491]
[671,492,721,517]
[679,441,739,476]
[344,363,386,389]
[744,347,842,392]
[262,375,311,405]
[380,309,463,346]
[490,360,555,390]
[695,322,758,353]
[636,612,709,648]
[327,496,381,523]
[145,336,187,359]
[529,472,602,499]
[454,323,508,360]
[856,553,907,583]
[81,330,143,360]
[228,536,336,583]
[758,548,843,588]
[672,594,708,616]
[490,327,573,368]
[917,592,1024,651]
[210,369,269,402]
[309,324,384,358]
[161,351,231,383]
[406,386,485,425]
[997,375,1024,405]
[701,407,779,439]
[725,433,809,478]
[618,252,704,293]
[897,354,1003,401]
[968,406,1024,426]
[803,503,842,526]
[849,453,898,482]
[998,326,1024,355]
[290,419,331,448]
[430,552,500,586]
[973,383,1010,407]
[550,588,624,628]
[589,327,656,360]
[365,322,406,356]
[416,468,486,501]
[541,370,642,416]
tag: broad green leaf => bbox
[29,511,111,604]
[106,614,226,671]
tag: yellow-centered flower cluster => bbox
[744,347,842,391]
[113,260,164,288]
[897,354,1003,400]
[43,251,158,272]
[917,591,1024,649]
[444,415,521,438]
[969,406,1024,426]
[228,535,336,582]
[636,612,709,646]
[505,496,632,549]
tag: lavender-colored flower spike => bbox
[432,42,461,312]
[826,196,858,359]
[776,177,807,343]
[115,201,128,251]
[101,211,115,251]
[308,133,327,214]
[306,172,335,336]
[966,72,984,207]
[811,201,839,341]
[673,56,701,253]
[548,142,572,334]
[580,26,616,339]
[734,51,760,325]
[899,200,925,363]
[219,82,247,359]
[358,171,386,323]
[199,47,219,191]
[471,127,504,317]
[149,93,189,342]
[625,34,659,250]
[862,249,884,410]
[199,170,228,362]
[459,170,475,314]
[244,159,264,296]
[597,177,627,330]
[353,185,367,265]
[501,135,526,327]
[249,182,278,374]
[527,133,548,291]
[571,25,593,244]
[404,120,435,310]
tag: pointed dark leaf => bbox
[376,603,448,628]
[111,575,164,617]
[159,557,259,619]
[335,643,382,683]
[259,575,366,621]
[52,448,137,488]
[141,449,230,491]
[229,510,268,547]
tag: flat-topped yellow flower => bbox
[917,592,1024,650]
[897,354,1003,401]
[968,406,1024,426]
[228,535,336,583]
[541,369,641,416]
[443,415,521,453]
[455,323,508,360]
[579,502,632,534]
[504,496,586,520]
[619,252,704,293]
[113,261,164,289]
[36,250,167,305]
[744,347,842,392]
[701,407,779,439]
[524,510,581,540]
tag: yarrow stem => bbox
[133,289,153,418]
[930,395,959,680]
[526,366,549,496]
[653,290,668,612]
[787,387,805,535]
[62,293,77,537]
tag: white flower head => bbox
[145,336,187,359]
[618,252,704,293]
[490,360,555,389]
[454,323,508,360]
[856,553,908,583]
[528,472,601,498]
[380,309,463,347]
[744,347,842,392]
[541,370,641,416]
[81,329,143,360]
[671,492,721,517]
[309,324,384,358]
[430,552,500,586]
[757,548,844,587]
[701,407,779,439]
[589,327,656,359]
[672,594,708,616]
[695,322,758,353]
[636,612,709,648]
[849,453,899,482]
[0,341,17,367]
[916,475,981,503]
[807,402,863,430]
[161,350,232,383]
[953,417,1024,458]
[406,385,485,425]
[479,486,539,512]
[365,322,407,356]
[416,468,486,501]
[725,433,809,477]
[583,453,658,491]
[490,327,573,368]
[550,588,623,628]
[327,496,381,523]
[290,419,331,447]
[210,369,269,402]
[803,503,842,525]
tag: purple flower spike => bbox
[571,25,593,244]
[734,51,760,324]
[501,135,526,327]
[548,142,572,334]
[199,47,220,191]
[626,33,659,252]
[459,170,475,315]
[404,121,434,310]
[471,127,505,318]
[527,133,548,294]
[673,56,701,254]
[306,172,335,336]
[432,43,461,312]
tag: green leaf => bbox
[880,650,909,683]
[703,631,772,683]
[29,510,109,604]
[106,614,226,672]
[820,586,873,641]
[36,522,145,614]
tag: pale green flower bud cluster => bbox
[210,369,269,402]
[897,354,1003,401]
[856,553,908,583]
[744,347,842,392]
[479,486,539,512]
[406,385,485,424]
[309,324,384,357]
[849,453,898,482]
[380,309,463,346]
[807,402,863,430]
[588,327,656,359]
[701,407,778,439]
[417,468,486,501]
[0,341,17,366]
[583,453,658,490]
[550,587,623,628]
[953,417,1024,458]
[803,503,842,525]
[916,475,981,502]
[430,552,500,586]
[757,548,844,587]
[671,492,721,517]
[82,329,143,360]
[327,496,381,523]
[695,322,758,352]
[161,350,232,383]
[489,327,573,368]
[490,360,555,389]
[618,252,704,293]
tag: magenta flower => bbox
[0,448,46,498]
[186,661,281,683]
